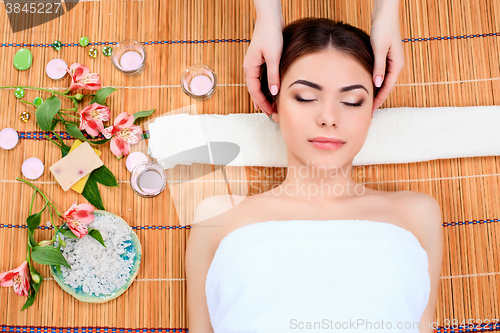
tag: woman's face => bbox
[272,48,375,169]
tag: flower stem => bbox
[20,100,37,107]
[56,113,66,125]
[60,108,77,112]
[28,190,36,216]
[27,191,37,257]
[69,96,78,109]
[52,131,66,146]
[16,177,61,217]
[44,135,62,149]
[59,112,80,119]
[48,207,60,234]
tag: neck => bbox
[271,159,367,202]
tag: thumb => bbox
[266,57,281,96]
[372,49,387,88]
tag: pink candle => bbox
[120,51,143,71]
[22,157,44,180]
[46,59,68,80]
[189,74,213,95]
[126,152,148,172]
[0,128,19,150]
[138,170,163,193]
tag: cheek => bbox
[346,113,372,143]
[277,101,305,140]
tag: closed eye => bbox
[295,96,315,103]
[295,96,364,107]
[344,101,363,107]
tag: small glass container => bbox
[130,161,167,198]
[180,64,217,100]
[111,39,147,77]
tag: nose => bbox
[317,103,339,127]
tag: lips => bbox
[309,141,345,150]
[309,136,346,144]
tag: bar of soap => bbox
[49,141,104,191]
[69,140,102,193]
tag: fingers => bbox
[245,72,273,115]
[371,45,405,112]
[372,48,387,89]
[266,56,281,96]
[371,65,401,112]
[243,54,278,116]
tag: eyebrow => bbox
[288,79,369,94]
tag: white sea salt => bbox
[56,214,136,296]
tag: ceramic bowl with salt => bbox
[49,210,142,303]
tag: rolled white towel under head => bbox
[147,105,500,169]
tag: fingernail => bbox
[375,76,383,88]
[253,101,258,111]
[270,85,278,96]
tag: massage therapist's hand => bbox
[243,0,284,117]
[370,0,405,112]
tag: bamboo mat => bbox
[1,0,500,332]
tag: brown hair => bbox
[260,17,380,104]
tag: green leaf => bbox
[65,123,87,141]
[142,132,150,140]
[31,246,70,268]
[58,227,78,239]
[32,280,41,293]
[27,212,42,232]
[61,144,71,158]
[132,109,156,124]
[28,233,37,248]
[90,87,116,105]
[55,264,61,275]
[21,288,36,311]
[36,96,61,131]
[88,138,111,145]
[49,119,58,131]
[90,165,118,187]
[88,228,106,248]
[81,178,105,210]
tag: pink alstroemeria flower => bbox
[102,112,143,158]
[78,102,111,137]
[66,63,101,91]
[61,201,94,238]
[0,261,31,297]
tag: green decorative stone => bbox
[14,87,25,98]
[102,46,113,56]
[79,36,89,47]
[33,97,43,106]
[52,40,62,51]
[13,48,33,70]
[88,48,98,58]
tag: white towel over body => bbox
[205,219,431,333]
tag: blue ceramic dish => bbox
[49,210,142,303]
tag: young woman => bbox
[186,18,443,333]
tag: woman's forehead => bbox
[283,51,372,90]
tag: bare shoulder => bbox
[392,190,443,248]
[186,194,246,333]
[391,191,444,329]
[192,194,247,225]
